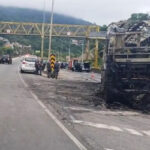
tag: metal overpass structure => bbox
[0,21,106,68]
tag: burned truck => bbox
[100,22,150,110]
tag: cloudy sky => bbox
[0,0,150,25]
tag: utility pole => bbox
[94,39,99,68]
[58,50,60,61]
[60,39,64,62]
[48,0,55,60]
[78,40,84,64]
[94,26,100,69]
[81,42,84,64]
[41,0,46,59]
[69,38,71,61]
[85,39,90,60]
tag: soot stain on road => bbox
[26,76,100,107]
[23,73,149,115]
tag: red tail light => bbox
[22,61,26,64]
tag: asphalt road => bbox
[69,107,150,150]
[0,58,86,150]
[21,62,150,150]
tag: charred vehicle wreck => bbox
[100,21,150,110]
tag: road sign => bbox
[50,54,56,71]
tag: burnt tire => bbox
[137,94,150,112]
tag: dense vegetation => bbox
[129,13,150,22]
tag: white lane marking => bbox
[65,107,91,112]
[70,115,76,121]
[64,106,140,116]
[18,67,88,150]
[143,130,150,136]
[105,148,114,150]
[73,119,150,137]
[73,120,123,132]
[124,128,143,136]
[18,66,28,88]
[109,126,123,132]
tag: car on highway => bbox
[0,55,12,64]
[20,55,37,73]
[81,62,91,72]
[71,62,91,72]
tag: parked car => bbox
[0,55,12,64]
[20,55,37,73]
[60,62,68,69]
[81,62,91,72]
[72,62,91,72]
[74,63,82,72]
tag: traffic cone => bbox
[91,72,95,80]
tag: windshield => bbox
[25,57,37,62]
[2,55,9,58]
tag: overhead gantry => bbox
[0,21,106,68]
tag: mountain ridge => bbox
[0,6,92,25]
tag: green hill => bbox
[0,6,91,25]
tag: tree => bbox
[130,13,149,22]
[100,25,107,31]
[1,47,13,55]
[0,41,4,47]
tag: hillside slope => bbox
[0,6,91,25]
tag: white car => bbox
[20,56,37,73]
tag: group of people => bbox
[35,58,60,79]
[35,59,45,75]
[47,61,60,79]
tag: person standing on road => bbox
[54,61,60,79]
[38,59,43,76]
[42,60,46,71]
[35,60,39,75]
[8,55,12,64]
[47,60,51,78]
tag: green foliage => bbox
[129,13,149,22]
[0,47,13,55]
[100,25,107,31]
[0,40,4,47]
